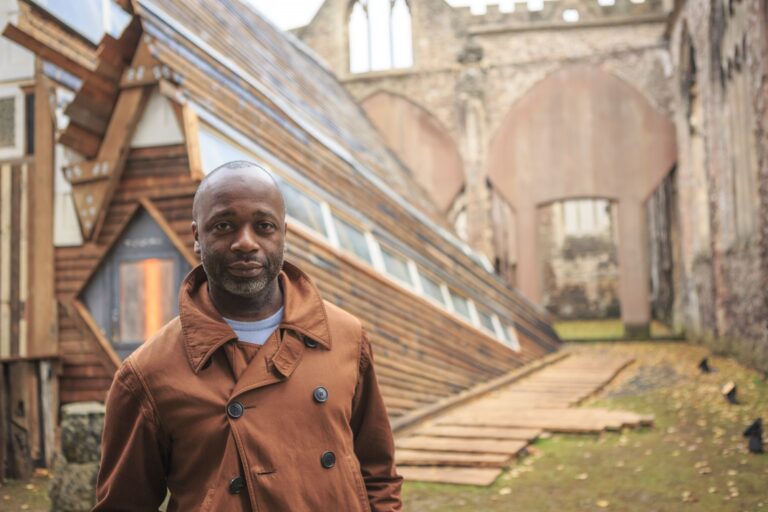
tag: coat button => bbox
[227,401,244,419]
[320,451,336,468]
[228,476,245,494]
[313,386,328,403]
[303,336,318,348]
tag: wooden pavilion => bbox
[0,0,560,477]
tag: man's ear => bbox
[192,221,201,257]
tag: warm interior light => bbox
[143,258,163,340]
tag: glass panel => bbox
[282,182,327,236]
[504,324,521,351]
[32,0,131,44]
[450,290,471,320]
[198,125,254,174]
[369,0,392,70]
[0,97,14,148]
[419,272,444,304]
[119,258,176,343]
[381,247,411,284]
[334,216,372,263]
[478,309,496,333]
[349,1,370,73]
[391,0,413,68]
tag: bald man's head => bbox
[192,161,285,223]
[191,161,287,303]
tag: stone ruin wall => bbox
[301,0,767,369]
[669,0,768,370]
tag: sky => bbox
[246,0,498,30]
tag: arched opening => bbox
[348,0,413,73]
[360,91,464,211]
[487,64,677,333]
[538,198,620,320]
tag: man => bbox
[94,161,402,511]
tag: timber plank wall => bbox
[5,0,561,416]
[55,146,554,416]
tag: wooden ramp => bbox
[396,351,651,486]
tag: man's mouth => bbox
[228,261,264,277]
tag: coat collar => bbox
[179,260,332,373]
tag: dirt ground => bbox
[1,341,766,511]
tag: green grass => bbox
[554,320,677,340]
[3,343,765,512]
[403,342,768,511]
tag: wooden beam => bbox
[38,360,58,467]
[181,104,204,181]
[27,67,57,357]
[1,18,92,73]
[0,164,11,359]
[18,163,28,357]
[72,299,121,371]
[0,364,5,481]
[58,123,101,159]
[139,198,198,267]
[7,362,33,479]
[120,39,164,88]
[71,86,150,240]
[1,23,111,95]
[93,34,125,82]
[63,93,112,136]
[63,160,112,185]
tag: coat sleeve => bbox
[93,359,170,511]
[350,329,403,512]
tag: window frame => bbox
[347,0,414,74]
[0,86,25,160]
[330,212,374,265]
[379,243,415,287]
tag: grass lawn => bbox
[1,343,765,511]
[403,342,768,511]
[554,320,677,340]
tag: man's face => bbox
[192,168,286,299]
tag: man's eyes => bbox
[211,221,275,233]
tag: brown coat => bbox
[94,262,402,511]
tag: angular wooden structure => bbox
[0,0,560,475]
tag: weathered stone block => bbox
[48,457,99,512]
[60,401,105,464]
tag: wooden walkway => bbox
[395,351,652,485]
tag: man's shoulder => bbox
[124,316,185,375]
[322,300,364,341]
[322,300,361,328]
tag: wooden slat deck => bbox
[396,350,651,486]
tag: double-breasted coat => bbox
[94,261,402,511]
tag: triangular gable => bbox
[78,201,194,361]
[130,88,184,147]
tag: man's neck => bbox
[208,280,283,322]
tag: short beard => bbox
[201,246,284,299]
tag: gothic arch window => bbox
[348,0,413,73]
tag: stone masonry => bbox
[300,0,768,368]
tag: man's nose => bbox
[231,226,260,252]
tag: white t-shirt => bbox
[223,306,284,345]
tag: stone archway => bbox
[361,90,464,212]
[487,64,677,333]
